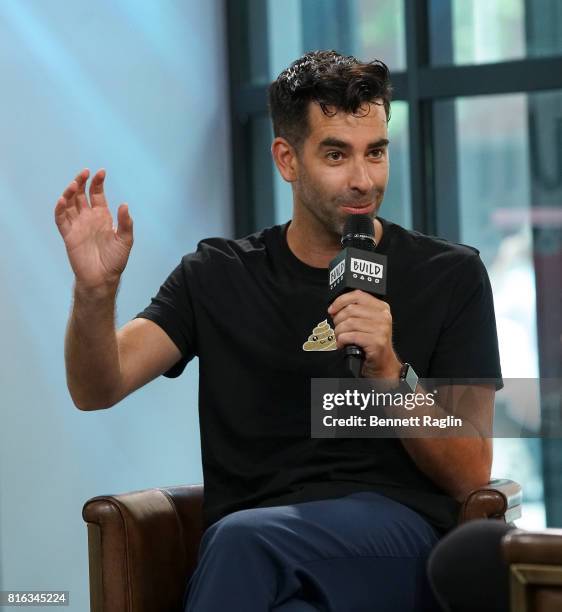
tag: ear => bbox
[271,137,299,182]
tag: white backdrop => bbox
[0,1,232,609]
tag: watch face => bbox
[402,363,419,392]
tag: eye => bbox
[312,335,318,341]
[326,151,343,161]
[369,149,384,159]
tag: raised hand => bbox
[54,169,134,291]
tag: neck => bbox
[286,209,383,269]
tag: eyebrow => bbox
[318,137,390,150]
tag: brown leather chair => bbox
[82,478,532,612]
[502,528,562,612]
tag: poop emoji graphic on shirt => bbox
[302,319,337,351]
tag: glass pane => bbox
[273,101,411,229]
[382,102,411,228]
[438,90,562,528]
[455,93,544,529]
[353,0,406,71]
[265,0,405,87]
[430,0,562,66]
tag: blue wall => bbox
[0,1,231,609]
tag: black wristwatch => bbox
[399,362,419,393]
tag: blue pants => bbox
[182,491,442,611]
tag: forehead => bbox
[305,101,388,145]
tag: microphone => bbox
[328,214,388,377]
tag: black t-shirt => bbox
[135,217,503,534]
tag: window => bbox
[227,0,562,529]
[430,0,562,66]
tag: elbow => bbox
[467,467,493,495]
[72,396,113,411]
[68,387,117,411]
[73,399,112,411]
[468,438,493,488]
[452,464,493,502]
[66,372,125,410]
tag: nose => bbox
[348,158,374,195]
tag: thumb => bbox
[116,203,133,243]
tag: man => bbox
[55,50,502,611]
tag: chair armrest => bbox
[502,529,562,611]
[503,529,562,565]
[458,478,522,524]
[82,483,204,612]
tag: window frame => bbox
[225,0,562,526]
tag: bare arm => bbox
[56,168,182,410]
[65,284,182,410]
[329,289,494,501]
[397,383,494,501]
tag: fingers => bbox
[55,177,80,238]
[116,203,133,244]
[328,289,383,317]
[335,330,389,354]
[330,298,390,327]
[89,168,108,208]
[54,195,72,237]
[55,168,124,241]
[55,168,88,223]
[58,179,79,224]
[335,330,373,350]
[331,303,379,327]
[74,168,90,212]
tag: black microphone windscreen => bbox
[341,214,376,250]
[342,214,374,240]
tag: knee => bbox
[201,507,278,555]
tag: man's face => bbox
[293,100,389,237]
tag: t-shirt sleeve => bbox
[134,256,197,378]
[427,252,504,390]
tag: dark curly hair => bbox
[268,50,392,151]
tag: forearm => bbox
[400,433,492,502]
[397,389,492,501]
[330,288,495,500]
[65,282,123,410]
[372,353,492,501]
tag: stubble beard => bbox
[296,168,382,238]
